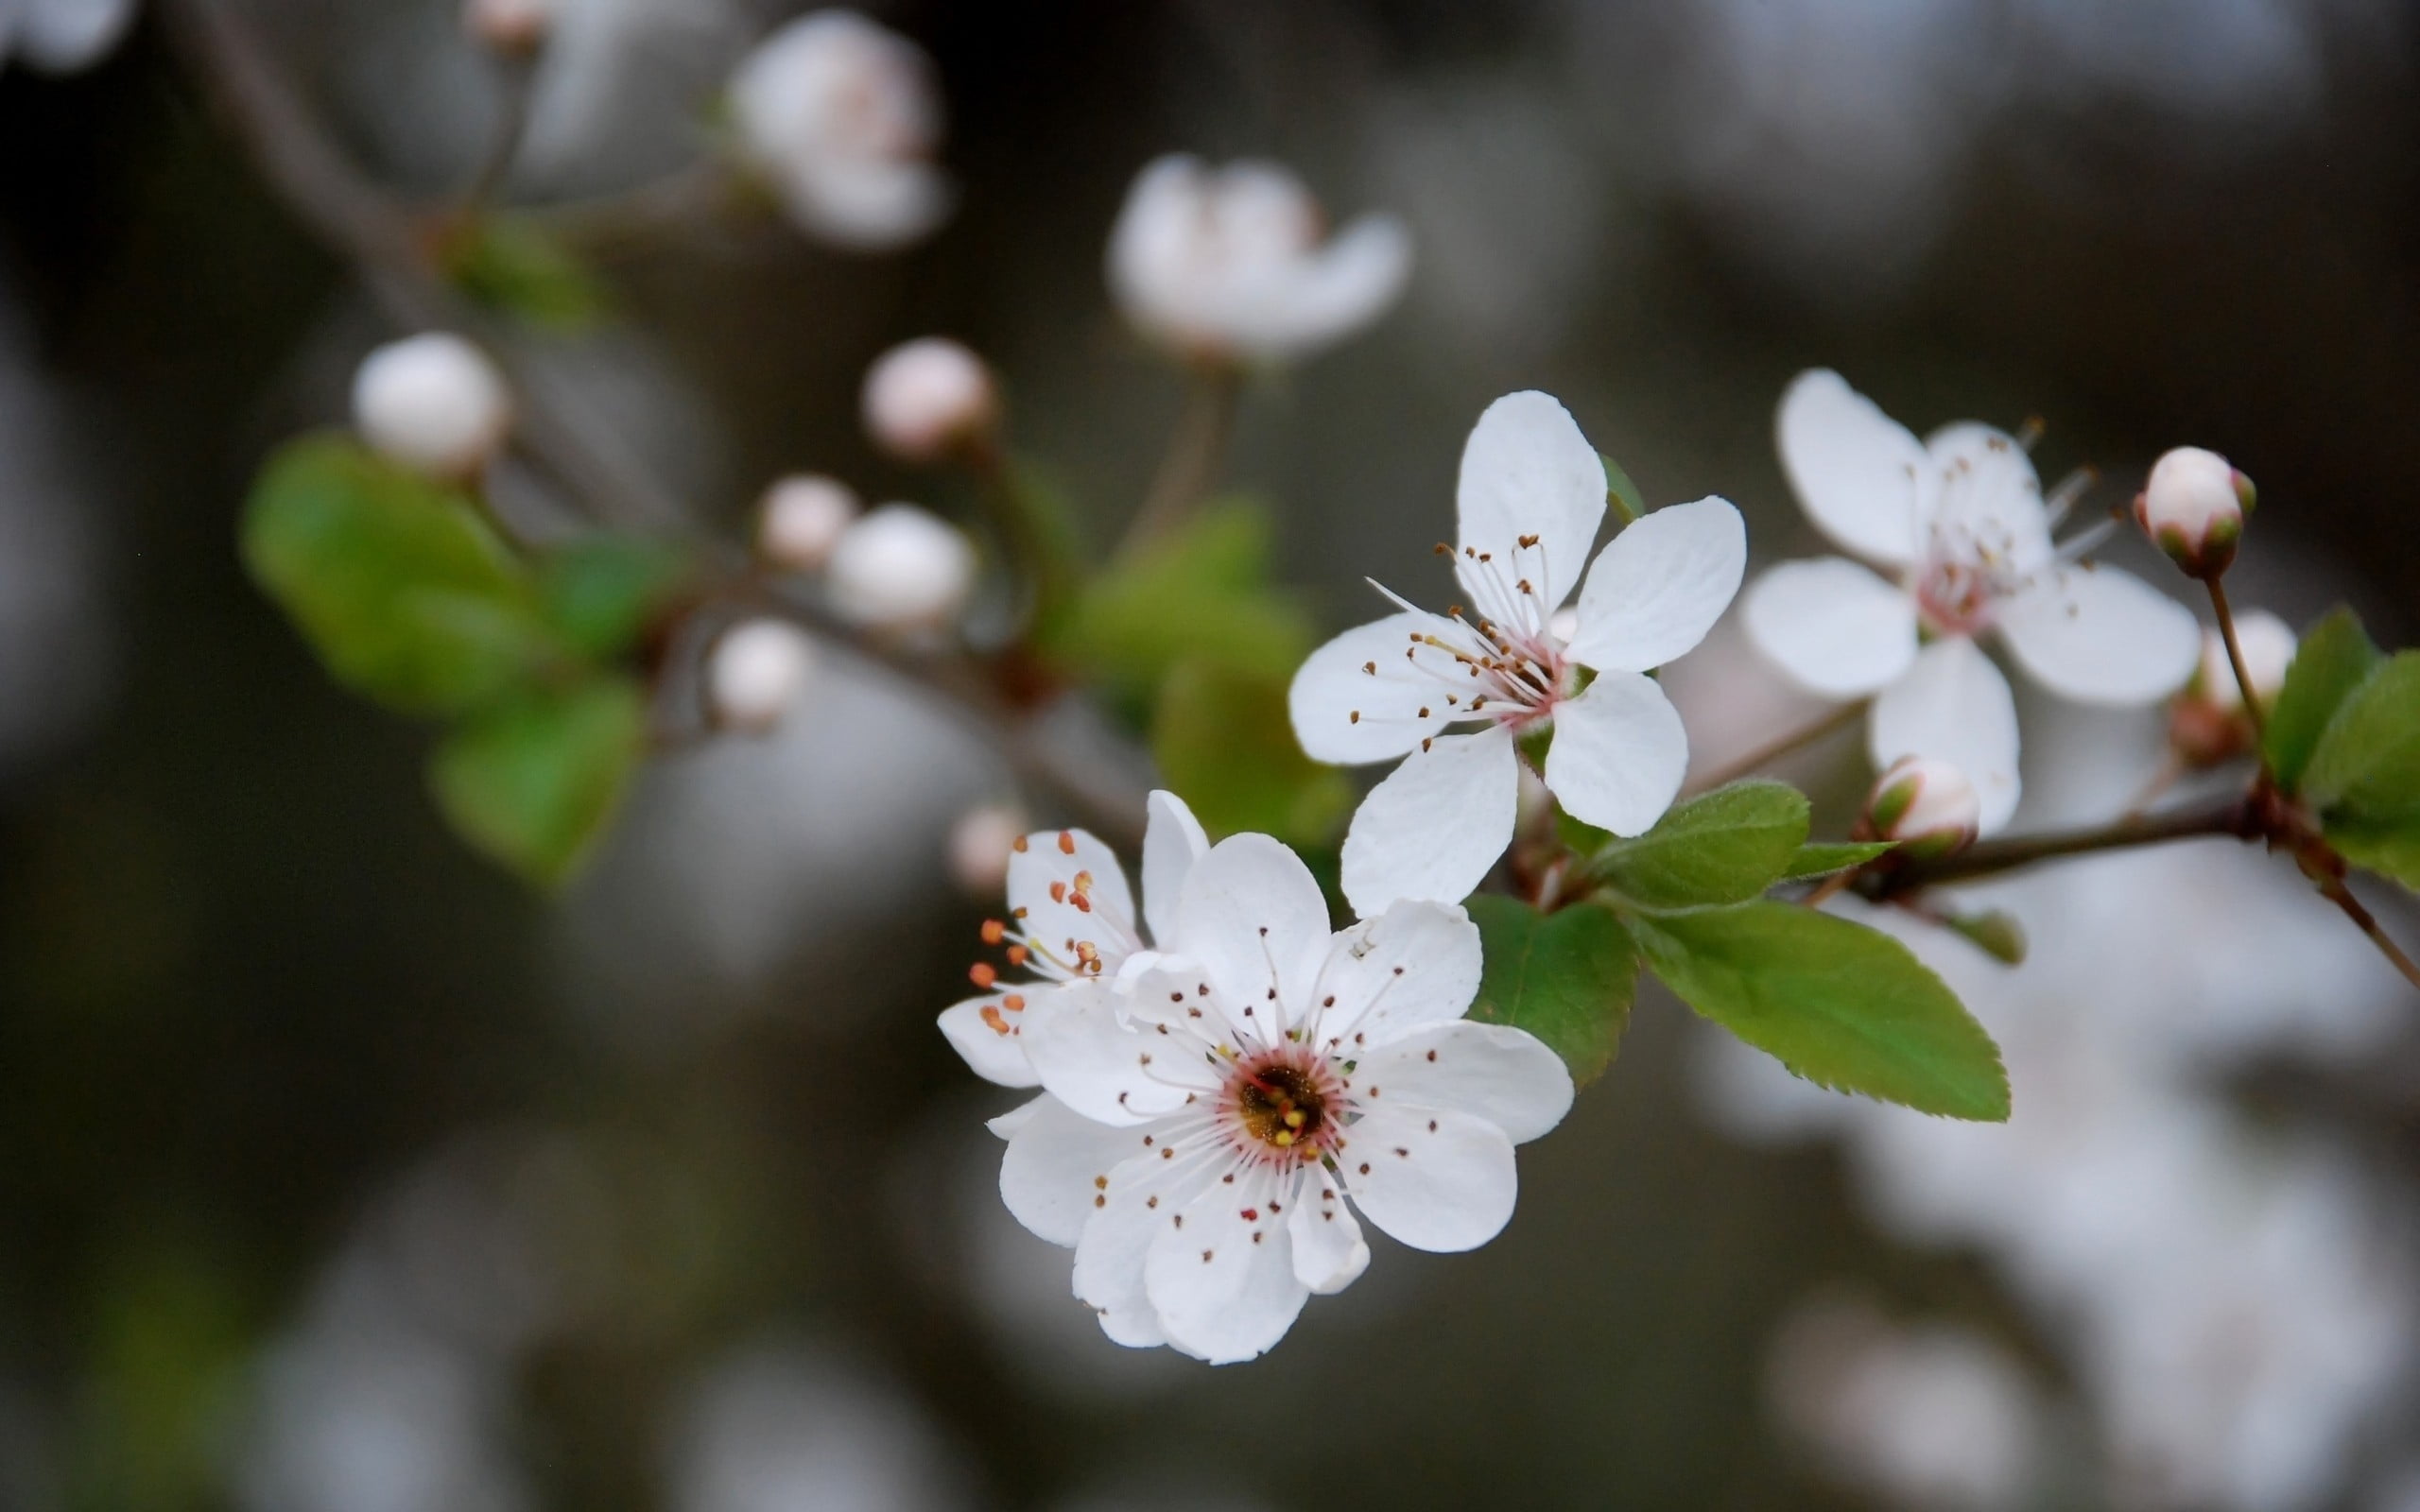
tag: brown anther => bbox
[969,962,998,988]
[1434,542,1453,556]
[1422,737,1434,752]
[1518,533,1540,547]
[1362,662,1375,675]
[1011,835,1029,852]
[1516,578,1533,594]
[1350,711,1361,724]
[1048,881,1067,903]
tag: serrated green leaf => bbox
[444,217,609,333]
[430,677,646,886]
[1465,895,1637,1086]
[1781,841,1896,881]
[1150,660,1350,847]
[1633,902,2009,1121]
[1599,453,1645,525]
[2301,652,2420,818]
[1585,781,1810,910]
[242,435,559,715]
[2325,815,2420,891]
[2266,607,2382,793]
[539,536,696,660]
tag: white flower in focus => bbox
[1862,755,1980,858]
[860,337,997,464]
[3,0,137,74]
[351,334,513,481]
[727,10,952,252]
[1741,369,2201,833]
[706,619,814,733]
[994,832,1572,1363]
[823,503,975,631]
[937,791,1211,1089]
[2135,445,2255,579]
[1289,391,1746,916]
[1109,154,1412,366]
[944,802,1026,898]
[755,473,859,573]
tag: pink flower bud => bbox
[947,803,1027,896]
[1861,756,1980,859]
[352,334,512,481]
[2134,446,2255,579]
[755,474,860,573]
[825,503,976,630]
[860,337,997,464]
[707,619,815,732]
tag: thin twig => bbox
[1867,796,2256,897]
[2318,882,2420,992]
[2206,575,2270,747]
[1118,360,1241,559]
[1682,698,1869,799]
[457,56,538,220]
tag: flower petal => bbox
[1288,612,1458,765]
[1008,827,1138,975]
[1564,496,1747,673]
[1544,669,1688,837]
[1232,214,1412,364]
[1075,1143,1219,1349]
[1022,984,1213,1126]
[1173,833,1336,1022]
[1996,565,2200,706]
[1311,899,1483,1054]
[937,991,1040,1088]
[1146,1166,1311,1364]
[1288,1166,1371,1295]
[1455,391,1605,624]
[1776,369,1931,568]
[1139,790,1211,947]
[1350,1021,1574,1144]
[1739,557,1921,697]
[998,1095,1157,1247]
[1869,637,2022,834]
[1926,421,2053,575]
[1337,1105,1520,1253]
[1340,727,1520,917]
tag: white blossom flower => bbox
[944,802,1026,898]
[1108,154,1411,366]
[351,333,512,481]
[706,619,814,733]
[1741,369,2200,833]
[3,0,136,74]
[727,10,952,252]
[823,503,975,631]
[1289,391,1745,916]
[992,831,1573,1363]
[755,473,858,573]
[937,791,1210,1089]
[859,337,997,463]
[2135,444,2254,579]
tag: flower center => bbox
[1911,556,1996,638]
[1222,1049,1342,1160]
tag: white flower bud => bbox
[707,619,815,733]
[2135,446,2255,579]
[860,337,998,464]
[756,474,860,573]
[1861,756,1980,859]
[464,0,554,58]
[352,334,512,481]
[825,503,976,630]
[2171,610,2295,766]
[947,803,1027,896]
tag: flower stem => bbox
[1119,360,1242,559]
[2316,880,2420,992]
[1866,796,2256,896]
[2205,575,2269,747]
[458,54,537,221]
[1682,698,1869,799]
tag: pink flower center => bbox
[1218,1045,1346,1163]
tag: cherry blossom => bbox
[1741,369,2200,833]
[351,334,512,482]
[992,831,1572,1363]
[1289,391,1745,915]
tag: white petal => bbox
[1312,900,1483,1054]
[1337,1105,1520,1253]
[937,991,1040,1088]
[1776,369,1931,568]
[1564,496,1747,673]
[1145,1166,1310,1364]
[1021,985,1209,1126]
[1340,727,1519,917]
[1455,391,1605,622]
[1996,565,2200,706]
[1869,638,2022,834]
[1351,1021,1575,1144]
[1288,612,1457,765]
[985,1094,1047,1139]
[1139,790,1211,947]
[1543,670,1688,837]
[1007,828,1138,974]
[1230,215,1412,363]
[1739,557,1922,698]
[998,1096,1158,1247]
[1288,1166,1371,1295]
[1171,834,1336,1024]
[1926,421,2053,575]
[1075,1145,1217,1349]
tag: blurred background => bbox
[4,0,2420,1508]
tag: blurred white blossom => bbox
[352,334,513,481]
[825,504,975,632]
[860,338,998,464]
[1,0,136,74]
[706,619,815,733]
[667,1342,971,1512]
[756,473,859,573]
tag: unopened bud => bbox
[707,619,815,732]
[861,337,998,464]
[352,333,512,481]
[948,803,1027,896]
[756,473,860,573]
[1945,908,2028,965]
[464,0,553,58]
[1859,756,1980,859]
[825,503,976,630]
[2170,610,2295,766]
[2135,446,2255,579]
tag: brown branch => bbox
[1864,796,2257,897]
[2205,575,2270,747]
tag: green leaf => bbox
[2266,607,2382,793]
[1465,895,1638,1086]
[1150,660,1350,847]
[242,435,559,715]
[430,677,647,886]
[1599,453,1646,525]
[1633,902,2009,1121]
[1585,781,1810,911]
[1781,841,1896,881]
[2301,651,2420,817]
[443,217,609,333]
[2325,815,2420,891]
[539,536,696,660]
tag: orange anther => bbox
[1011,835,1028,852]
[969,962,998,988]
[1005,945,1028,966]
[1001,994,1026,1011]
[1049,881,1067,903]
[979,1005,1012,1035]
[980,919,1006,945]
[1057,831,1077,855]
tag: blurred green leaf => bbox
[75,1241,251,1512]
[1634,902,2010,1121]
[242,435,560,715]
[2300,650,2420,817]
[540,535,696,660]
[430,676,647,886]
[1151,660,1350,847]
[444,216,610,333]
[1599,452,1646,525]
[2325,817,2420,890]
[2266,606,2382,793]
[1781,840,1896,880]
[1585,781,1810,911]
[1942,907,2028,965]
[1466,895,1637,1086]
